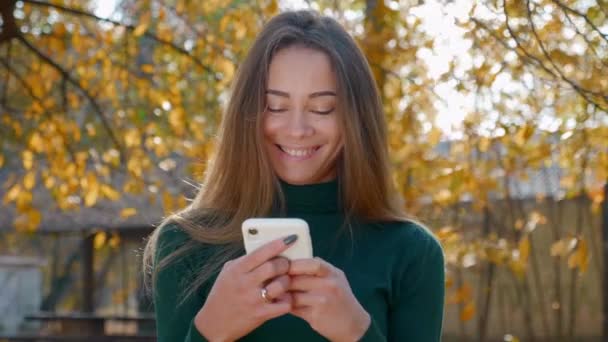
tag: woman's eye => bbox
[267,107,287,113]
[312,108,335,115]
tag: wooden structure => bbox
[23,311,155,337]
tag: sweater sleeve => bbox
[388,229,445,342]
[153,224,209,342]
[357,316,387,341]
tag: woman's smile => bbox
[275,144,322,161]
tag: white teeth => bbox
[280,146,317,157]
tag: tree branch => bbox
[155,0,234,63]
[0,0,19,43]
[560,7,608,69]
[501,0,607,112]
[0,56,47,107]
[16,35,126,160]
[470,17,562,87]
[551,0,608,44]
[525,0,608,111]
[21,0,218,79]
[1,41,12,106]
[504,0,560,79]
[0,55,78,162]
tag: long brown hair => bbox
[142,10,413,305]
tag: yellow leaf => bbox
[265,0,279,14]
[234,22,247,40]
[44,176,55,189]
[478,137,491,152]
[4,184,21,204]
[14,209,41,233]
[449,283,473,304]
[436,226,461,243]
[71,27,81,48]
[120,207,137,219]
[109,233,121,249]
[216,57,235,81]
[0,154,4,167]
[509,257,527,281]
[29,132,44,153]
[54,22,67,37]
[162,191,174,214]
[551,237,577,257]
[140,64,154,73]
[550,240,566,257]
[560,174,576,189]
[84,187,99,207]
[568,238,589,273]
[22,150,34,170]
[176,0,185,14]
[514,124,534,147]
[94,232,107,250]
[123,179,144,194]
[27,209,41,232]
[124,129,141,148]
[127,156,143,178]
[102,149,120,167]
[86,123,96,136]
[427,128,442,146]
[460,302,475,321]
[485,246,507,265]
[434,189,452,203]
[169,108,186,136]
[133,13,150,37]
[101,184,121,201]
[16,190,32,213]
[506,0,527,17]
[23,171,36,190]
[589,187,604,214]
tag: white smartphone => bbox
[242,218,313,260]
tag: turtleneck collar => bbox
[276,178,341,215]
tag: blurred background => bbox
[0,0,606,341]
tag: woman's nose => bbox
[286,110,314,138]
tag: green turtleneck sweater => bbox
[153,180,445,341]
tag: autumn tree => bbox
[1,0,279,232]
[1,0,607,340]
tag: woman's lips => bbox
[275,144,321,161]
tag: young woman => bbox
[143,10,445,342]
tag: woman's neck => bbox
[276,178,341,215]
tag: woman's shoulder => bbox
[157,221,190,247]
[154,221,200,264]
[365,218,444,258]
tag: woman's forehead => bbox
[266,46,336,94]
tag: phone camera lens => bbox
[248,228,258,235]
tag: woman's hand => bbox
[288,257,371,342]
[194,235,298,342]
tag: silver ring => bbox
[260,287,272,303]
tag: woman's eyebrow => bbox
[266,89,337,98]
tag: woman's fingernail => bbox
[283,234,298,245]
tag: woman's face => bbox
[263,46,343,185]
